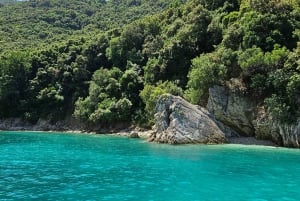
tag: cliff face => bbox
[149,94,238,144]
[254,116,300,147]
[207,86,300,148]
[207,86,256,136]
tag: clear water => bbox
[1,131,300,201]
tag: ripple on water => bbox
[1,131,300,201]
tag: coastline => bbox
[0,127,278,147]
[0,118,278,147]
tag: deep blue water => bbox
[1,131,300,201]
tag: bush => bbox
[264,94,291,122]
[185,48,230,105]
[140,81,183,124]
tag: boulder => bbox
[149,94,237,144]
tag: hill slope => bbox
[0,0,175,52]
[0,0,23,4]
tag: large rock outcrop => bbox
[207,86,256,136]
[254,115,300,147]
[149,94,238,144]
[207,85,300,147]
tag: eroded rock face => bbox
[149,94,237,144]
[0,118,32,130]
[254,116,300,147]
[207,85,300,147]
[207,86,256,136]
[279,121,300,147]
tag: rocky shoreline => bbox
[0,118,131,134]
[144,88,299,147]
[0,117,278,147]
[1,85,299,148]
[122,129,278,147]
[0,123,277,147]
[146,94,283,147]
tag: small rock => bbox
[129,131,139,138]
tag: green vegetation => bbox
[186,0,300,122]
[0,0,299,127]
[0,0,23,4]
[0,0,175,52]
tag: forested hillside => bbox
[0,0,299,128]
[0,0,23,4]
[0,0,175,52]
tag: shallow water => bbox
[1,131,300,201]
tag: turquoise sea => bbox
[1,131,300,201]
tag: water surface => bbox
[1,131,300,201]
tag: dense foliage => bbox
[0,0,299,127]
[0,0,24,4]
[0,0,174,52]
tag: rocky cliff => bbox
[207,86,300,148]
[254,115,300,147]
[207,86,256,136]
[150,86,299,147]
[149,94,238,144]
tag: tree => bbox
[74,66,142,123]
[185,48,232,105]
[0,51,30,117]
